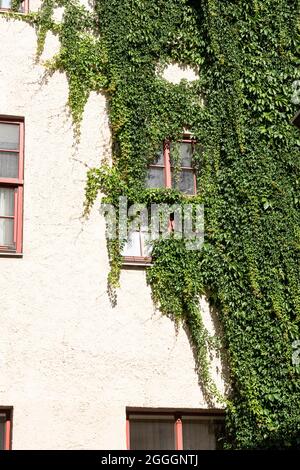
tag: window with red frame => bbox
[0,0,29,12]
[122,137,196,265]
[0,408,12,450]
[122,228,152,266]
[127,410,225,450]
[0,118,24,254]
[147,137,197,195]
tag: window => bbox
[122,136,197,265]
[127,410,225,450]
[0,408,12,450]
[0,117,24,254]
[122,229,152,265]
[147,137,197,195]
[0,0,29,12]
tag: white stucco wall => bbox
[0,2,225,450]
[160,63,199,84]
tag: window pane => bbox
[0,0,24,11]
[182,417,225,450]
[141,232,153,257]
[130,418,175,450]
[0,151,19,178]
[146,167,164,188]
[0,0,12,8]
[0,218,14,246]
[152,148,164,166]
[180,142,193,167]
[0,415,5,450]
[0,188,15,247]
[0,187,14,216]
[0,123,19,150]
[172,170,195,195]
[122,231,142,257]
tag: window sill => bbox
[0,10,27,15]
[122,257,152,268]
[0,252,23,258]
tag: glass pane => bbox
[141,232,153,257]
[0,187,14,216]
[0,123,19,150]
[0,0,12,8]
[0,151,19,178]
[182,417,225,450]
[153,148,164,166]
[0,0,24,11]
[130,418,175,450]
[0,416,5,450]
[146,167,164,188]
[172,170,195,195]
[122,231,142,257]
[0,218,14,246]
[180,142,193,167]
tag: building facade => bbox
[0,1,225,449]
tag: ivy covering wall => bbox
[7,0,300,448]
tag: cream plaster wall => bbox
[0,2,225,450]
[160,63,199,84]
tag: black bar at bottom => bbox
[0,450,298,466]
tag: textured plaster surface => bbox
[160,63,199,84]
[0,2,225,450]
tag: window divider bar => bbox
[175,418,183,450]
[16,186,23,253]
[0,179,23,185]
[13,188,17,244]
[126,418,130,450]
[18,121,24,181]
[24,0,29,14]
[164,141,172,188]
[139,231,143,257]
[4,419,11,450]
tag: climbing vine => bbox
[6,0,300,448]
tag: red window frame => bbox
[126,409,225,450]
[148,136,197,195]
[0,116,24,254]
[0,0,29,13]
[0,407,13,450]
